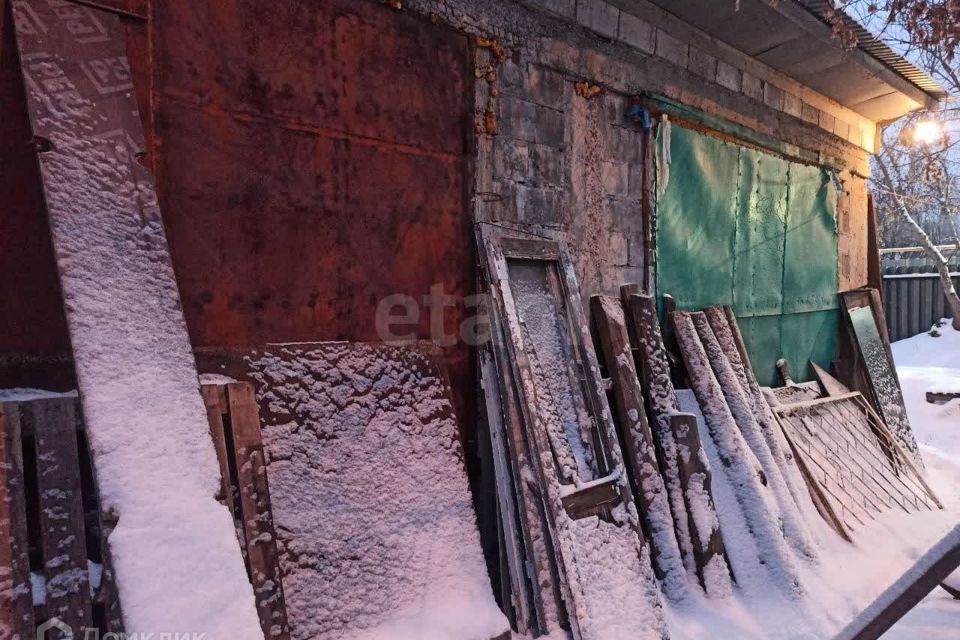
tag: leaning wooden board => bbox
[10,2,259,634]
[241,343,508,640]
[477,224,667,640]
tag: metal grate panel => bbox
[774,392,940,537]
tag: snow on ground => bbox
[664,322,960,639]
[882,322,960,638]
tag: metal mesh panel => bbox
[774,393,939,536]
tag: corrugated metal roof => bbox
[799,0,948,101]
[638,0,948,121]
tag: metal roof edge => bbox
[795,0,949,103]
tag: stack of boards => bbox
[476,224,942,640]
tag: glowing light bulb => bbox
[913,120,943,146]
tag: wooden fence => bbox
[882,273,960,342]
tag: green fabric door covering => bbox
[657,125,839,386]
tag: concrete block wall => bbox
[403,0,874,299]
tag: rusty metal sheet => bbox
[146,0,474,432]
[0,0,73,387]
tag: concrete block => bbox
[783,92,802,118]
[655,28,688,68]
[525,65,567,110]
[609,229,629,266]
[741,72,763,101]
[515,184,563,226]
[493,140,532,184]
[687,46,717,81]
[627,235,646,267]
[609,125,644,164]
[601,161,629,196]
[715,60,742,92]
[819,110,836,134]
[834,119,850,141]
[526,0,576,18]
[498,96,566,146]
[801,101,819,125]
[577,0,620,40]
[618,11,654,54]
[528,143,566,187]
[763,83,784,111]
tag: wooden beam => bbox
[0,403,35,637]
[28,398,93,633]
[225,383,290,640]
[591,295,687,600]
[833,525,960,640]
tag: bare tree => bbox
[821,1,960,329]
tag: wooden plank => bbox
[479,347,534,634]
[483,315,565,634]
[812,362,851,397]
[671,310,803,595]
[0,403,35,638]
[866,194,883,297]
[668,413,732,592]
[224,383,290,640]
[27,398,93,633]
[477,223,667,640]
[591,295,687,601]
[692,312,815,558]
[621,291,697,580]
[927,391,960,405]
[704,307,812,522]
[833,524,960,640]
[95,509,124,633]
[200,384,239,521]
[622,293,731,596]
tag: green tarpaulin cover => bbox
[657,125,839,385]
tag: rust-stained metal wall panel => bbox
[148,0,473,426]
[0,1,73,387]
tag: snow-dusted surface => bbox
[882,324,960,637]
[246,343,508,640]
[659,324,960,639]
[11,5,260,635]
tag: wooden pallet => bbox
[200,382,289,640]
[0,396,122,640]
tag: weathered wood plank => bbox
[478,223,667,640]
[225,383,289,640]
[703,308,813,541]
[926,391,960,405]
[692,313,815,558]
[622,292,731,596]
[621,291,693,561]
[200,384,239,521]
[484,317,565,634]
[672,310,803,596]
[28,398,93,634]
[479,347,534,634]
[668,412,731,594]
[0,403,35,639]
[812,362,851,397]
[591,294,687,601]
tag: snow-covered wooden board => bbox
[591,295,688,602]
[10,2,260,635]
[478,224,667,640]
[244,342,508,640]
